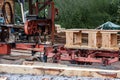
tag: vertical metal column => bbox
[51,1,55,44]
[29,0,33,15]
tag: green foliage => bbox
[55,0,120,29]
[15,0,120,29]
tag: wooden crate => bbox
[65,29,120,50]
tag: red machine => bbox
[0,0,57,56]
[0,0,119,66]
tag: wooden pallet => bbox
[65,29,120,50]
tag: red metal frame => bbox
[12,42,120,65]
[24,19,51,35]
[25,0,56,43]
[0,42,119,65]
[0,43,11,55]
[51,49,119,65]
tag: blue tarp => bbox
[97,21,120,30]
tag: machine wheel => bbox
[2,2,13,24]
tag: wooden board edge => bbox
[0,62,119,78]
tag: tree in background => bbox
[55,0,120,29]
[15,0,120,29]
[116,0,120,24]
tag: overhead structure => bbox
[25,0,57,43]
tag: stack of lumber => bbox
[55,24,66,33]
[65,29,120,50]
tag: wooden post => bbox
[111,34,117,47]
[88,31,102,48]
[74,31,82,45]
[88,31,98,48]
[101,31,118,49]
[66,31,74,46]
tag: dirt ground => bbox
[0,49,119,80]
[0,74,118,80]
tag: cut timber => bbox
[74,31,82,45]
[66,32,74,45]
[0,61,120,78]
[101,31,118,49]
[88,31,101,48]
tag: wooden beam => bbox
[66,32,74,46]
[88,31,98,48]
[74,31,82,45]
[0,62,120,78]
[101,32,118,49]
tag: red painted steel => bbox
[52,49,120,65]
[0,44,11,55]
[24,19,50,35]
[24,0,56,43]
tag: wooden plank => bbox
[0,62,120,78]
[102,33,111,48]
[111,34,117,47]
[100,30,120,32]
[74,31,82,45]
[97,31,102,48]
[66,32,74,45]
[65,29,120,33]
[88,31,98,48]
[101,32,118,49]
[64,45,119,51]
